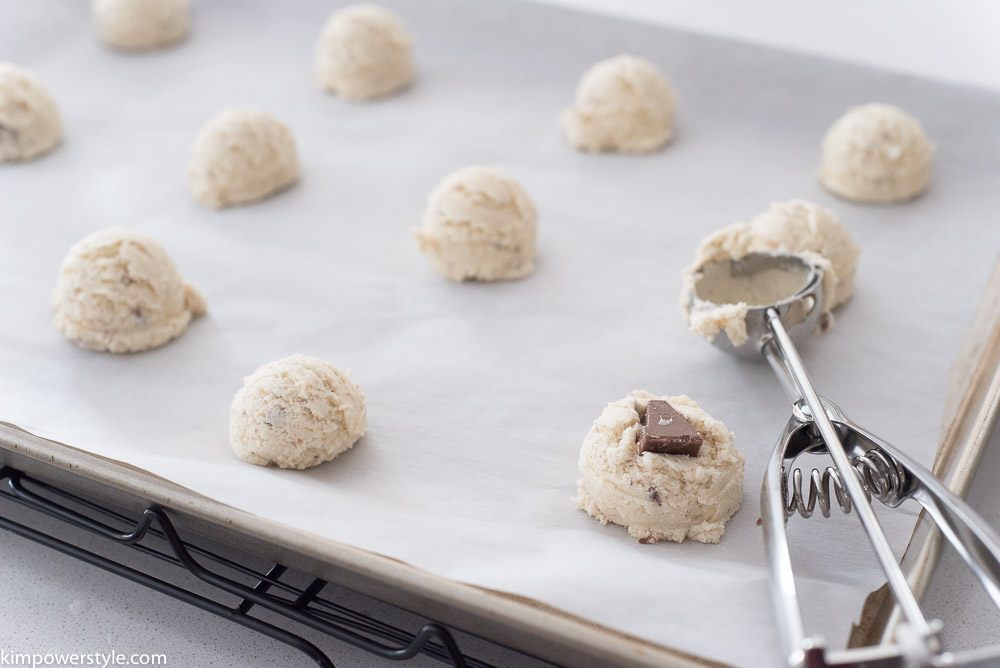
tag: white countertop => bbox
[537,0,1000,91]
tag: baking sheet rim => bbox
[850,254,1000,646]
[0,421,721,668]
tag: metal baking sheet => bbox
[2,0,1000,666]
[0,424,710,668]
[852,256,1000,648]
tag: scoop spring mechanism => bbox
[688,251,1000,668]
[782,446,907,519]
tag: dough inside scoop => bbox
[681,200,860,346]
[693,253,812,307]
[684,252,815,347]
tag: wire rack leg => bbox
[0,511,334,667]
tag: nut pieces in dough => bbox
[562,54,676,154]
[819,103,934,203]
[315,4,415,101]
[92,0,191,51]
[682,200,860,345]
[52,228,206,353]
[229,354,368,470]
[414,165,538,282]
[576,391,744,544]
[0,63,62,163]
[188,107,300,209]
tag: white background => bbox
[540,0,1000,91]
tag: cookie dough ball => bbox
[744,201,860,310]
[92,0,190,51]
[52,228,206,353]
[229,354,368,469]
[819,103,934,203]
[188,107,299,209]
[684,200,860,344]
[315,4,415,101]
[577,391,744,544]
[562,54,676,154]
[414,166,537,282]
[0,63,62,162]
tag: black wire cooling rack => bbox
[0,465,497,668]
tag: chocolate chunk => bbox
[647,487,661,505]
[637,400,703,456]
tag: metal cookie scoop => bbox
[688,252,823,360]
[687,251,1000,668]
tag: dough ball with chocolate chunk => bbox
[0,63,62,163]
[576,391,744,544]
[683,200,860,344]
[92,0,190,51]
[414,165,537,282]
[229,355,367,470]
[52,228,206,353]
[188,107,299,209]
[315,4,415,101]
[819,103,934,203]
[562,54,675,154]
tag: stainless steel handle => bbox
[841,416,1000,608]
[764,308,935,642]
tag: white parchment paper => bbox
[2,1,1000,665]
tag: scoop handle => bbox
[842,415,1000,608]
[761,308,935,642]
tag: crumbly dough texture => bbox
[52,228,206,353]
[819,103,934,203]
[682,200,860,344]
[92,0,191,51]
[315,4,415,101]
[562,54,676,154]
[414,165,538,282]
[188,107,300,209]
[0,63,62,163]
[577,391,744,544]
[229,354,368,470]
[688,302,750,347]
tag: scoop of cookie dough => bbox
[52,228,206,353]
[0,63,62,163]
[92,0,191,51]
[819,103,934,203]
[576,391,744,544]
[229,354,368,469]
[682,200,860,345]
[562,54,676,154]
[414,165,537,282]
[315,4,415,101]
[188,107,299,209]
